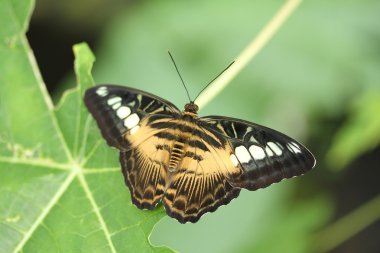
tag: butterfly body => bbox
[85,84,315,223]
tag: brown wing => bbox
[162,124,241,223]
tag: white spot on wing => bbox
[95,86,108,97]
[116,106,131,119]
[128,100,136,107]
[130,125,140,135]
[235,146,252,164]
[288,142,302,154]
[249,145,266,160]
[124,113,140,129]
[112,102,121,110]
[230,154,239,167]
[107,96,121,105]
[265,146,274,156]
[249,135,258,143]
[267,142,282,156]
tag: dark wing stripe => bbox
[155,131,209,152]
[187,140,208,151]
[150,121,223,148]
[154,131,177,141]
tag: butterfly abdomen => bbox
[169,141,185,172]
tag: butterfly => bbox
[84,83,316,223]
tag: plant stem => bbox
[315,194,380,252]
[195,0,303,110]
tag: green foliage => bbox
[327,90,380,169]
[0,1,172,252]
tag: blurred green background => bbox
[26,0,380,252]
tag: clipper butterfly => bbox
[84,83,315,223]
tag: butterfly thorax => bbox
[183,102,199,118]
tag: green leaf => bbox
[0,1,173,252]
[327,89,380,169]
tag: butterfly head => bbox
[183,102,199,117]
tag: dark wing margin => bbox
[200,116,316,191]
[84,84,181,150]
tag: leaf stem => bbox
[315,194,380,252]
[195,0,303,110]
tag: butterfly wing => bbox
[85,85,181,209]
[200,116,316,190]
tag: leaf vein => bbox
[0,156,71,171]
[13,172,76,253]
[77,171,117,253]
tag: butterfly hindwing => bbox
[200,116,316,190]
[84,85,181,149]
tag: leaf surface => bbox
[0,1,172,252]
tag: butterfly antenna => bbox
[168,51,192,102]
[193,61,235,102]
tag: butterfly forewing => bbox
[200,116,316,190]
